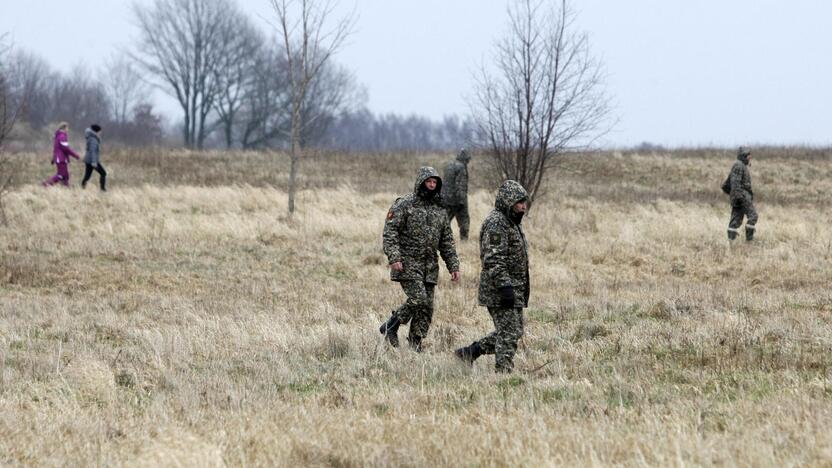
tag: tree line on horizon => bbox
[3,0,611,214]
[0,0,474,153]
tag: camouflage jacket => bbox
[383,167,460,284]
[729,156,753,203]
[478,180,530,308]
[442,152,469,206]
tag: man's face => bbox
[424,178,438,191]
[513,200,527,214]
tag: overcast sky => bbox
[2,0,831,147]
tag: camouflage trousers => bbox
[445,204,470,240]
[728,198,758,240]
[474,307,524,372]
[393,281,436,342]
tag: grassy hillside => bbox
[1,149,831,466]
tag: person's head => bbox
[91,124,102,133]
[457,148,471,163]
[737,146,752,164]
[414,166,443,200]
[512,199,528,214]
[494,180,529,224]
[57,122,69,132]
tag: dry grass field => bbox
[1,148,832,466]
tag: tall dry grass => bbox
[1,149,831,466]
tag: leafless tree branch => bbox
[0,33,22,226]
[470,0,612,204]
[268,0,356,214]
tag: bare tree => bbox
[239,45,291,149]
[0,33,21,226]
[6,50,53,129]
[269,0,355,214]
[132,0,242,149]
[297,61,363,146]
[103,55,148,126]
[212,15,262,149]
[471,0,612,204]
[50,65,112,130]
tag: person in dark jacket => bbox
[442,148,471,240]
[379,166,460,351]
[81,124,106,191]
[455,180,530,373]
[726,146,757,241]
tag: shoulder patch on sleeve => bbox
[489,232,502,245]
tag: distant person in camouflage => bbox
[379,166,460,351]
[442,148,471,240]
[724,146,758,241]
[454,180,530,373]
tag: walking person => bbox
[442,148,471,240]
[455,180,530,373]
[379,166,460,351]
[81,124,106,191]
[43,122,80,187]
[722,146,758,241]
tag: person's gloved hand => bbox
[498,286,516,308]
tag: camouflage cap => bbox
[737,146,752,157]
[457,148,471,162]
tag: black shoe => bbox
[379,315,400,347]
[745,227,755,241]
[454,342,482,365]
[727,229,738,241]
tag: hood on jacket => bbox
[456,148,471,163]
[495,180,528,216]
[737,146,751,164]
[85,128,100,141]
[413,166,443,195]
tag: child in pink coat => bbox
[43,122,80,186]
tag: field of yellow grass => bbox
[1,148,832,466]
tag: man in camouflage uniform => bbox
[379,167,460,351]
[454,180,530,373]
[442,148,471,240]
[725,146,758,241]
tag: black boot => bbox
[100,176,106,192]
[745,226,755,241]
[454,342,483,365]
[379,315,400,347]
[727,229,738,241]
[408,336,423,352]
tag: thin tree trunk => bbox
[224,118,233,149]
[288,153,298,214]
[0,193,7,226]
[183,112,191,148]
[288,113,301,214]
